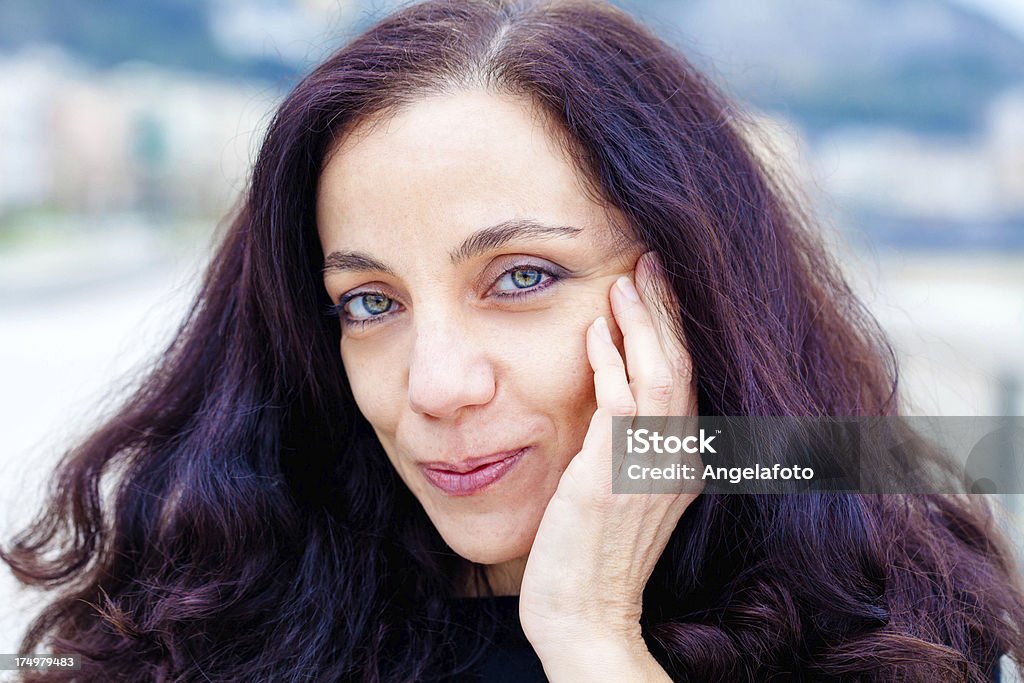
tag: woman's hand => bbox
[519,251,701,681]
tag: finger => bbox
[609,273,677,418]
[586,316,637,418]
[585,316,638,491]
[634,252,698,416]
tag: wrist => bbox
[529,632,669,683]
[519,593,644,647]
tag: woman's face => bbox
[316,90,641,566]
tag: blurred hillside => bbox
[648,0,1024,135]
[0,0,294,82]
[0,0,1022,248]
[2,0,1023,135]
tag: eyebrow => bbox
[321,219,583,275]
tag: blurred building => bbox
[0,47,270,222]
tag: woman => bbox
[4,0,1023,680]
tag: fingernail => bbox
[594,316,612,343]
[637,251,660,280]
[616,276,640,303]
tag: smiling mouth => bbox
[419,448,529,496]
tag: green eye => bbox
[346,293,393,319]
[362,294,391,313]
[506,268,543,289]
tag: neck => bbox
[457,555,528,597]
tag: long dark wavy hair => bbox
[5,0,1024,680]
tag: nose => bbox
[407,316,496,419]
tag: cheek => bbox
[500,316,597,433]
[340,340,404,431]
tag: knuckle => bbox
[608,394,638,416]
[668,361,694,389]
[646,371,675,403]
[669,350,692,376]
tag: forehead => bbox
[315,90,622,255]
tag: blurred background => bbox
[0,0,1022,671]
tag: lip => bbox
[420,447,529,496]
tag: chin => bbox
[452,543,527,566]
[438,523,537,565]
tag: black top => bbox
[448,595,547,682]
